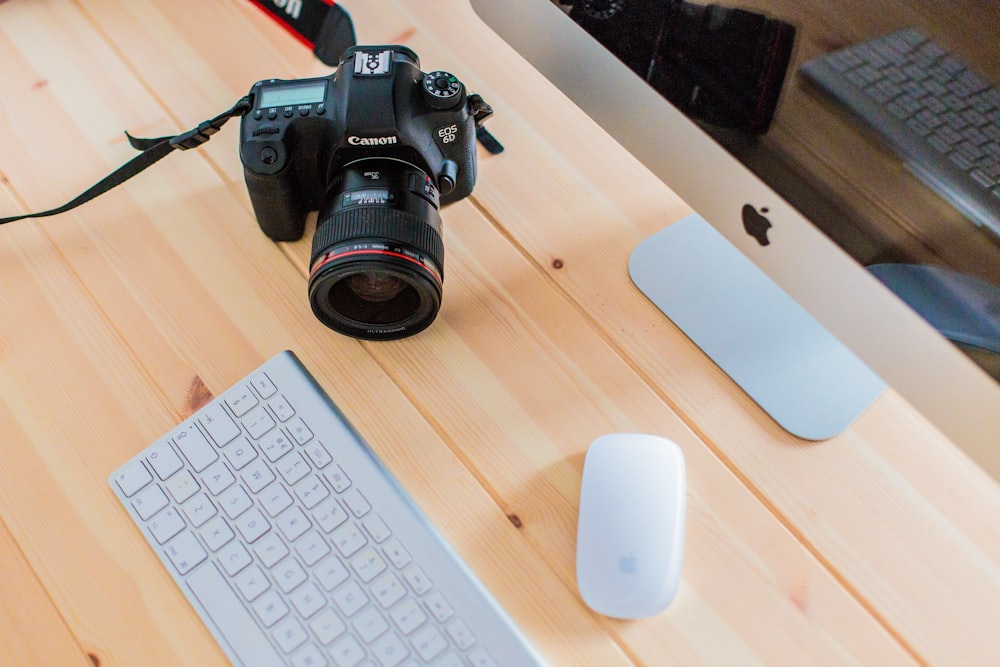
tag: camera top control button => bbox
[283,107,294,118]
[267,108,278,120]
[422,71,464,109]
[316,104,326,115]
[260,147,278,165]
[254,110,263,120]
[437,160,459,196]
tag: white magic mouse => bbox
[576,433,686,619]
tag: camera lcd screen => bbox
[258,81,327,108]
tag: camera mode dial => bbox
[422,71,464,109]
[581,0,626,19]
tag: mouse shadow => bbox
[466,452,648,645]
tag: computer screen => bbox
[470,0,1000,476]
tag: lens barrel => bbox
[309,160,444,340]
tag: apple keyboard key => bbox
[110,350,545,666]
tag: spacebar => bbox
[186,562,284,667]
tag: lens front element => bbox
[309,160,444,340]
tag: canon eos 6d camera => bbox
[240,46,494,340]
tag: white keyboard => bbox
[110,350,545,667]
[801,29,1000,238]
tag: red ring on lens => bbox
[310,247,442,284]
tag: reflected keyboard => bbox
[110,350,544,667]
[801,29,1000,238]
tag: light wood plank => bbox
[362,1,1000,664]
[0,1,997,666]
[0,511,93,667]
[64,0,916,660]
[0,3,619,664]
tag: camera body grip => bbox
[242,159,307,242]
[239,45,487,242]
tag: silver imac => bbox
[469,0,1000,476]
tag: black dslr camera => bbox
[566,0,795,134]
[240,45,493,340]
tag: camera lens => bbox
[308,159,444,340]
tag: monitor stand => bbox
[629,214,886,440]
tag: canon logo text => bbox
[348,136,399,146]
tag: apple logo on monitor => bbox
[742,204,772,246]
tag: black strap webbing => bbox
[476,126,505,155]
[0,97,251,226]
[245,0,356,66]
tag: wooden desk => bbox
[0,1,998,665]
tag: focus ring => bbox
[312,207,445,276]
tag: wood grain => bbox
[0,0,997,666]
[0,493,93,666]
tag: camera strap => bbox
[1,4,501,226]
[0,97,252,226]
[247,1,503,154]
[245,0,356,67]
[0,3,339,226]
